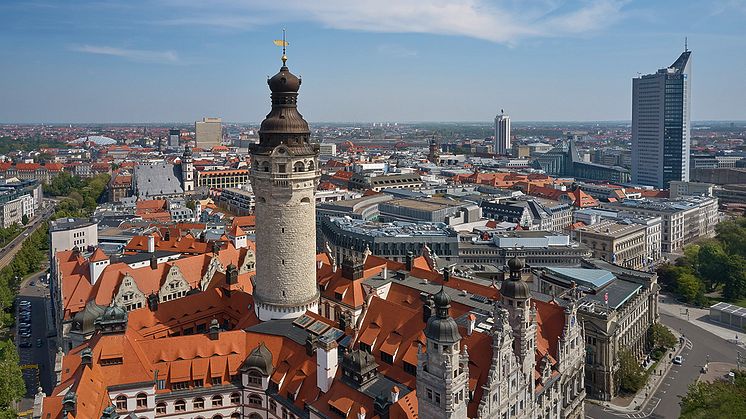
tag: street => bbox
[16,274,55,397]
[586,310,740,418]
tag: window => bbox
[156,379,165,390]
[193,379,204,388]
[212,395,223,407]
[193,397,204,409]
[135,393,147,409]
[381,351,393,364]
[174,400,186,412]
[230,393,241,405]
[212,377,222,385]
[155,403,166,415]
[171,381,189,390]
[115,395,127,411]
[269,399,277,413]
[248,393,262,406]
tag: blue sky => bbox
[1,0,745,123]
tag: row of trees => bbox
[0,135,68,157]
[45,173,111,219]
[657,216,746,305]
[616,324,677,394]
[0,223,49,415]
[0,225,22,249]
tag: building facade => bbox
[195,117,223,148]
[573,221,648,270]
[632,50,692,188]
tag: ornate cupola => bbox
[249,34,321,321]
[424,287,461,344]
[501,256,530,300]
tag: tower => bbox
[494,110,511,156]
[417,287,469,419]
[428,138,440,165]
[249,45,321,321]
[181,145,195,192]
[632,48,691,188]
[500,256,537,381]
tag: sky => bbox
[0,0,745,123]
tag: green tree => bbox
[20,214,29,225]
[698,240,729,291]
[722,255,746,302]
[649,323,677,350]
[681,370,746,419]
[676,272,704,304]
[617,348,645,394]
[0,340,26,411]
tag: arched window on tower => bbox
[307,161,315,171]
[261,161,270,172]
[294,162,305,172]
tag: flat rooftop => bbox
[383,197,462,212]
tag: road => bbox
[0,203,55,267]
[16,275,55,397]
[586,312,740,418]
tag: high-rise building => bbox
[494,110,511,155]
[249,53,320,321]
[168,128,180,147]
[632,49,692,188]
[195,117,222,148]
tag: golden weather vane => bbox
[273,28,289,65]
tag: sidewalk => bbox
[589,329,686,414]
[659,295,746,348]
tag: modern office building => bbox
[195,117,223,148]
[494,111,511,155]
[168,129,180,147]
[632,49,692,188]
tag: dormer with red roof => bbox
[228,224,247,249]
[88,248,109,286]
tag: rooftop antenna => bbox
[684,36,688,53]
[273,28,289,66]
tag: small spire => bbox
[274,28,290,66]
[684,36,688,53]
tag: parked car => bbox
[36,338,43,348]
[673,355,683,365]
[20,330,31,338]
[20,339,32,348]
[19,322,31,329]
[19,300,31,308]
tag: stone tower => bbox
[181,145,195,192]
[500,256,537,381]
[249,50,320,321]
[417,287,469,418]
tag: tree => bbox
[0,340,26,412]
[20,214,29,226]
[698,240,729,292]
[649,323,677,350]
[680,370,746,418]
[722,255,746,302]
[617,348,645,394]
[676,272,704,304]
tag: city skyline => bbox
[1,0,745,123]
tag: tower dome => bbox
[268,66,301,93]
[501,256,530,299]
[425,286,461,343]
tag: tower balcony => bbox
[249,168,321,187]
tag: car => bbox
[29,281,35,286]
[19,339,32,348]
[19,300,31,307]
[36,338,43,348]
[19,322,31,329]
[20,330,31,338]
[673,355,683,365]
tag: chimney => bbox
[390,386,400,403]
[80,348,93,368]
[149,254,158,270]
[467,313,477,336]
[405,251,413,271]
[421,294,434,322]
[382,264,388,279]
[443,267,450,282]
[316,336,338,393]
[147,234,155,253]
[305,334,317,357]
[357,406,367,419]
[208,318,220,340]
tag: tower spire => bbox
[684,36,688,53]
[273,28,290,66]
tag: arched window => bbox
[300,197,311,204]
[115,395,127,411]
[155,402,166,415]
[261,161,270,172]
[232,414,242,419]
[211,395,223,407]
[294,162,305,172]
[248,393,262,406]
[230,392,241,405]
[248,414,262,419]
[135,393,147,409]
[174,400,186,412]
[212,415,223,419]
[193,397,205,409]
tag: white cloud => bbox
[69,44,180,64]
[159,0,628,44]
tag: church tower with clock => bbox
[249,46,321,321]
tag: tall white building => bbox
[249,53,321,321]
[632,49,691,188]
[195,117,222,148]
[494,111,511,156]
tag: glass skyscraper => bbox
[632,50,691,189]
